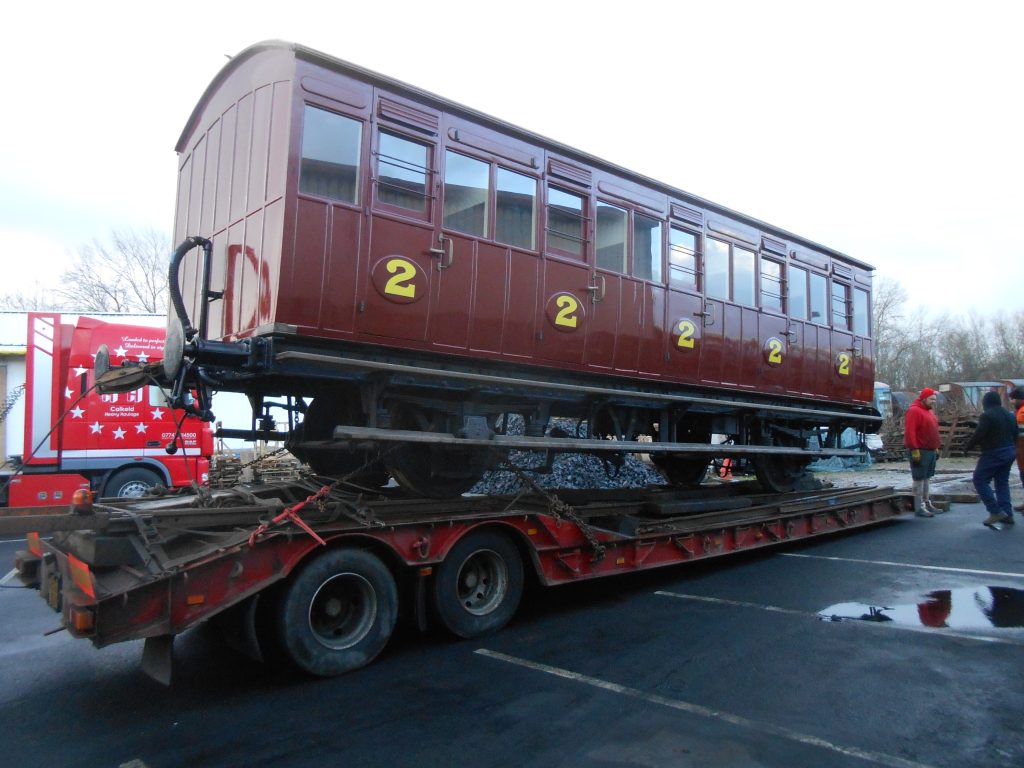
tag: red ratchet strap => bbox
[248,486,330,547]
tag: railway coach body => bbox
[165,40,878,497]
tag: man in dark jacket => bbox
[965,390,1018,528]
[904,387,942,517]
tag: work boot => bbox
[999,514,1015,525]
[1014,502,1024,512]
[924,500,945,515]
[915,507,934,518]
[983,513,1004,528]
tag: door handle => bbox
[586,273,606,303]
[429,235,453,270]
[695,306,714,327]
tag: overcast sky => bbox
[2,0,1021,317]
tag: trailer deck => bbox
[9,479,911,682]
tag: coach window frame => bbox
[297,102,366,208]
[668,224,702,293]
[545,183,590,261]
[759,255,785,314]
[372,127,436,223]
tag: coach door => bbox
[786,257,831,398]
[829,272,856,403]
[756,254,790,394]
[358,97,441,342]
[536,178,592,366]
[663,225,703,384]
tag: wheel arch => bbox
[432,521,541,588]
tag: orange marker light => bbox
[26,532,42,557]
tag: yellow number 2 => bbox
[384,258,417,299]
[676,319,696,349]
[555,294,579,328]
[767,338,783,364]
[837,352,851,376]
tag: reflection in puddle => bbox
[819,587,1024,629]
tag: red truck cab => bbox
[3,312,212,506]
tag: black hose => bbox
[167,236,211,337]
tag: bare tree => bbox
[53,229,170,313]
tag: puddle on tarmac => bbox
[818,587,1024,630]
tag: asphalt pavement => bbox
[1,497,1022,768]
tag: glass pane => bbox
[378,131,430,212]
[633,214,662,282]
[444,151,489,237]
[760,257,783,312]
[669,227,698,289]
[299,106,361,203]
[547,186,585,257]
[789,266,808,320]
[596,202,627,272]
[496,168,536,249]
[809,272,827,324]
[832,281,850,329]
[734,247,755,307]
[853,288,869,336]
[706,238,729,300]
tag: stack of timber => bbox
[938,408,979,458]
[209,453,243,488]
[250,451,303,484]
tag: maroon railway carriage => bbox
[163,40,878,497]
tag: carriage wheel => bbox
[383,403,488,498]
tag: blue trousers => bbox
[972,445,1017,516]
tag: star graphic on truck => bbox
[114,345,127,358]
[112,427,126,440]
[135,423,148,434]
[151,408,165,420]
[90,422,103,434]
[137,352,150,363]
[64,387,74,399]
[70,406,85,419]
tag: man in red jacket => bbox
[1009,386,1024,513]
[904,387,942,517]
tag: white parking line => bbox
[654,591,1024,646]
[778,552,1024,580]
[1,568,17,586]
[476,648,938,768]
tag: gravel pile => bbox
[469,417,668,495]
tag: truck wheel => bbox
[277,548,397,676]
[432,530,524,638]
[104,467,163,498]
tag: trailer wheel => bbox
[277,548,397,676]
[432,530,524,638]
[104,467,163,498]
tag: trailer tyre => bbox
[277,548,397,677]
[432,530,524,639]
[103,467,163,498]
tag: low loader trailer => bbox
[7,480,911,683]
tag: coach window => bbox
[853,287,869,336]
[733,246,755,307]
[377,131,431,214]
[547,186,587,258]
[496,168,537,250]
[299,105,362,203]
[760,256,783,312]
[831,281,851,329]
[596,202,627,272]
[669,227,699,290]
[789,265,808,319]
[443,151,489,237]
[633,213,663,282]
[809,272,828,323]
[706,238,729,300]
